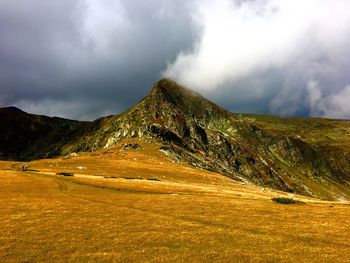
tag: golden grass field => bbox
[1,141,350,262]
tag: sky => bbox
[1,0,350,120]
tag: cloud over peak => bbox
[1,0,350,119]
[164,0,350,118]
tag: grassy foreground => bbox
[0,143,349,262]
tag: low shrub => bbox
[272,197,304,205]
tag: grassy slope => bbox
[1,142,350,262]
[239,113,350,150]
[239,113,350,196]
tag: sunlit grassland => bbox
[0,143,349,262]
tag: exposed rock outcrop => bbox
[1,79,350,200]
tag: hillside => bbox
[1,79,350,200]
[0,107,91,160]
[0,144,349,262]
[70,79,350,200]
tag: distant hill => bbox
[0,106,91,160]
[1,79,350,200]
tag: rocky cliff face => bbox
[1,79,350,200]
[70,79,350,200]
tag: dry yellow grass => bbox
[0,142,350,262]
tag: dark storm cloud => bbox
[0,0,195,120]
[1,0,350,120]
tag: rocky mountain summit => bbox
[1,79,350,200]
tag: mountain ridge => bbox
[1,78,350,200]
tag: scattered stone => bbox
[56,172,74,177]
[120,143,141,152]
[21,165,29,171]
[104,176,117,179]
[148,177,161,181]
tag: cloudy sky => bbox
[1,0,350,120]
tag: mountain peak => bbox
[146,78,227,118]
[151,78,201,98]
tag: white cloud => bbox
[322,86,350,119]
[307,79,322,114]
[307,81,350,119]
[163,0,350,118]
